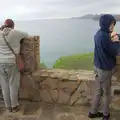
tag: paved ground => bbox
[0,100,120,120]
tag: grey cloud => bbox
[0,0,120,20]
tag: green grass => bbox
[53,52,94,70]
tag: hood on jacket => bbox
[99,14,116,33]
[2,28,12,36]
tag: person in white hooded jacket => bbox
[0,19,28,112]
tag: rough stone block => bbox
[40,90,53,102]
[32,70,43,82]
[20,75,35,89]
[19,88,40,101]
[50,90,58,102]
[49,72,61,79]
[74,97,89,106]
[69,75,77,81]
[78,82,87,93]
[31,89,40,102]
[19,88,29,100]
[42,78,58,90]
[40,72,49,78]
[61,73,69,80]
[58,81,77,95]
[69,89,81,105]
[58,90,70,104]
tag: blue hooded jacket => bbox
[94,14,120,70]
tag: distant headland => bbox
[71,14,120,21]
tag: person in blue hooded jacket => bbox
[88,14,120,120]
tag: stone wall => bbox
[18,36,120,107]
[19,68,95,106]
[31,69,95,106]
[19,68,120,107]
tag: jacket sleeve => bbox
[17,30,28,40]
[12,30,28,43]
[102,34,120,56]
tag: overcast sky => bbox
[0,0,120,20]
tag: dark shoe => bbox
[12,105,20,113]
[88,112,103,118]
[7,107,12,112]
[102,114,110,120]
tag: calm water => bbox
[15,19,120,67]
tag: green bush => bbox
[40,62,47,69]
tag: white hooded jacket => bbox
[0,28,28,63]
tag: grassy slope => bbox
[53,52,94,70]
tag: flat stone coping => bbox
[32,69,95,82]
[32,69,117,82]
